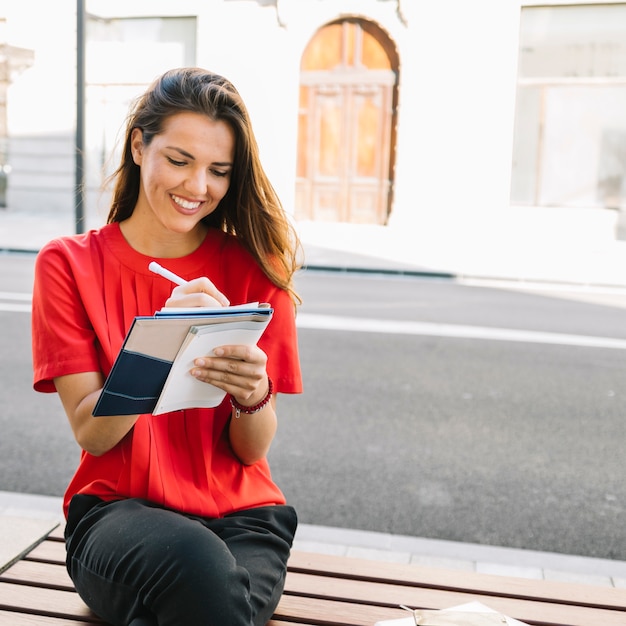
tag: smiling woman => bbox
[124,111,235,255]
[30,68,303,626]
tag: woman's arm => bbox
[191,344,277,465]
[54,372,139,457]
[228,395,277,465]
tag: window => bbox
[511,4,626,211]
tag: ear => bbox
[130,128,144,166]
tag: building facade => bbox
[1,0,625,253]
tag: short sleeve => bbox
[257,284,302,394]
[32,239,101,392]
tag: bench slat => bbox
[288,551,626,610]
[0,582,100,623]
[283,572,626,626]
[0,561,74,591]
[276,593,410,625]
[0,609,92,625]
[23,542,65,566]
[47,528,65,542]
[267,622,315,626]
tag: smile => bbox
[171,194,203,210]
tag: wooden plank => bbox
[282,572,626,626]
[0,582,100,623]
[276,594,409,625]
[0,560,73,590]
[288,551,626,611]
[47,528,65,542]
[0,610,91,625]
[23,541,65,566]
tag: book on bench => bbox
[93,303,272,417]
[374,601,529,626]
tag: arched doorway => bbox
[295,19,399,224]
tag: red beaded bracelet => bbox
[230,377,274,418]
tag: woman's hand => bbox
[191,344,268,406]
[164,277,230,309]
[191,344,276,465]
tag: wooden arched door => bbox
[295,19,398,224]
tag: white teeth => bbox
[172,195,201,210]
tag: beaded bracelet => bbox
[230,377,274,418]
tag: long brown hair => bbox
[107,67,301,303]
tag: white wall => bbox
[390,0,522,242]
[5,0,610,251]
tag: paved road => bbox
[2,253,626,560]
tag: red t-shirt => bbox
[32,223,302,519]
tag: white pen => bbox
[148,261,188,286]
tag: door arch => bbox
[295,19,399,224]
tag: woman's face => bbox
[130,111,235,235]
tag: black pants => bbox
[65,495,297,626]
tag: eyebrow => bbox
[166,146,233,167]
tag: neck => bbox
[119,217,208,259]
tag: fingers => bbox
[190,345,268,403]
[165,277,230,308]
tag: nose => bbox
[185,167,209,196]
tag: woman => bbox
[31,68,302,626]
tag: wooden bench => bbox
[1,525,625,625]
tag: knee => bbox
[148,533,252,624]
[174,550,250,602]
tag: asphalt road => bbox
[2,252,626,560]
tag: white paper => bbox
[374,602,529,626]
[152,319,270,415]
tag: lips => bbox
[171,194,203,212]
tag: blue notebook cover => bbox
[92,348,173,416]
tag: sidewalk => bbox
[1,490,625,589]
[296,220,626,289]
[5,209,626,288]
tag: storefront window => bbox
[511,4,626,212]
